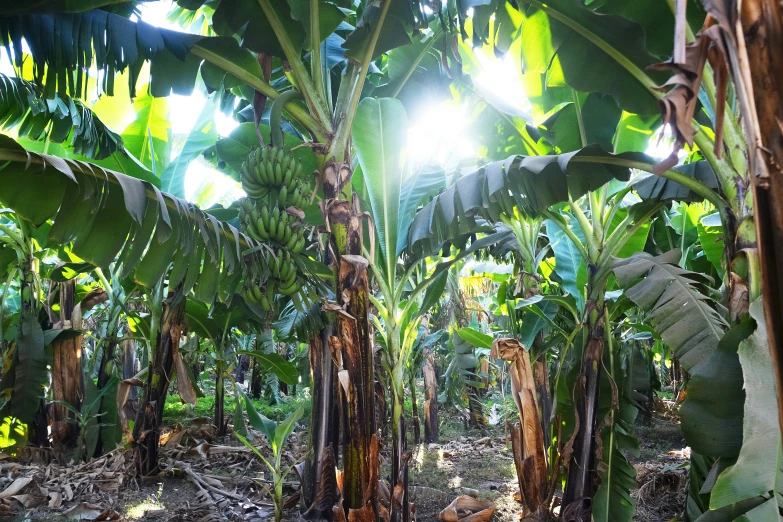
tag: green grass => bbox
[163,390,312,425]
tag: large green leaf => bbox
[397,165,446,255]
[593,343,639,522]
[405,146,643,257]
[237,385,276,443]
[11,312,46,423]
[160,96,218,198]
[546,215,587,311]
[519,0,664,115]
[708,300,783,517]
[697,212,725,274]
[236,351,298,386]
[273,405,304,453]
[0,135,252,294]
[419,270,448,316]
[457,327,493,349]
[353,97,408,285]
[273,300,325,343]
[0,74,124,160]
[680,319,748,458]
[612,250,728,374]
[632,161,719,203]
[122,94,172,178]
[0,11,203,99]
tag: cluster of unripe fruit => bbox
[239,146,311,311]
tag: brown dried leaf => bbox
[0,478,31,499]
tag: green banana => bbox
[251,284,264,303]
[282,166,293,188]
[285,227,297,249]
[261,206,270,231]
[295,159,302,178]
[273,162,282,185]
[281,154,291,173]
[268,215,279,242]
[278,275,299,296]
[276,213,287,241]
[256,163,268,185]
[293,236,305,254]
[279,185,288,208]
[260,294,271,311]
[256,217,269,240]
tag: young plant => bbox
[235,387,303,522]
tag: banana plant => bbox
[236,393,305,522]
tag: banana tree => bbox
[354,96,523,520]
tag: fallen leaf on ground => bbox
[0,477,31,499]
[438,495,494,522]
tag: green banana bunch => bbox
[241,281,272,311]
[238,146,312,305]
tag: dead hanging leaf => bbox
[650,14,732,172]
[490,338,522,361]
[174,352,199,405]
[438,496,494,522]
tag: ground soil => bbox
[8,400,686,521]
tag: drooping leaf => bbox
[680,319,748,458]
[420,270,448,316]
[11,312,46,423]
[612,250,728,374]
[632,161,719,203]
[0,134,254,292]
[0,74,124,160]
[406,146,644,257]
[708,300,783,516]
[457,327,493,349]
[0,11,203,99]
[397,165,446,255]
[236,350,298,386]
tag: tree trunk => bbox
[302,326,340,516]
[736,0,783,437]
[562,296,606,522]
[409,371,421,445]
[334,254,375,511]
[250,357,262,399]
[278,342,288,396]
[133,290,186,475]
[533,357,551,450]
[121,340,138,400]
[215,362,226,438]
[423,353,439,443]
[51,279,82,449]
